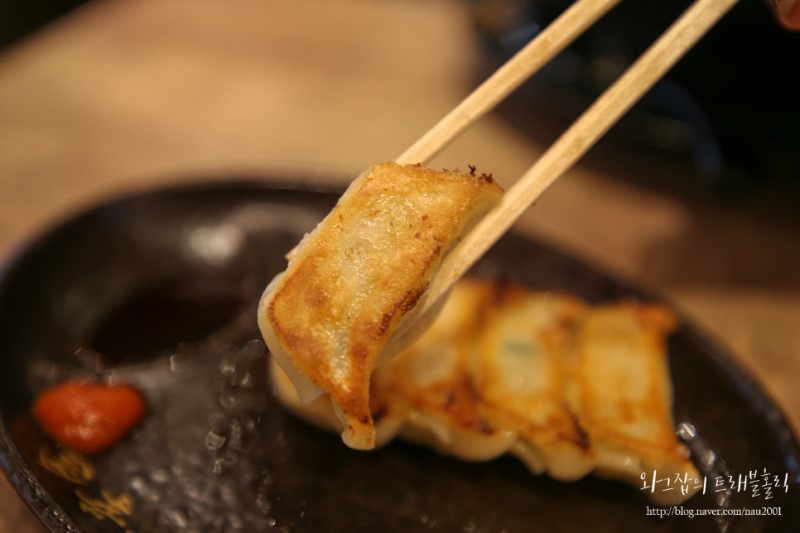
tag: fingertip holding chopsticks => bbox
[399,0,740,312]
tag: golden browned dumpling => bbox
[466,280,594,480]
[259,162,503,450]
[270,277,700,504]
[371,279,518,461]
[568,303,697,497]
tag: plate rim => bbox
[1,179,798,532]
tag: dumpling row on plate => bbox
[270,277,700,505]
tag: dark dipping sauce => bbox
[87,273,249,365]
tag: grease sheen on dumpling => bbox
[259,162,503,449]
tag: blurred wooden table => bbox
[1,1,798,530]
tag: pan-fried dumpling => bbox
[466,280,595,480]
[371,278,519,461]
[371,278,598,480]
[567,303,697,498]
[258,162,503,449]
[269,277,700,504]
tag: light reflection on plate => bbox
[0,181,798,532]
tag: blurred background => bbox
[0,0,798,529]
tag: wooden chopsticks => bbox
[403,0,740,312]
[396,0,622,165]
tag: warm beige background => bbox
[1,1,798,530]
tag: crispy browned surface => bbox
[383,279,698,498]
[274,276,699,501]
[375,279,697,491]
[373,279,494,437]
[375,279,596,476]
[570,304,692,469]
[469,281,595,478]
[263,162,503,449]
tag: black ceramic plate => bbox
[1,182,798,532]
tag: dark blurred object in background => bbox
[471,0,800,193]
[0,0,85,48]
[2,0,796,194]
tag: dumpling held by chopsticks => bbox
[258,162,503,449]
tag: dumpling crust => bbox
[270,276,700,504]
[262,162,503,449]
